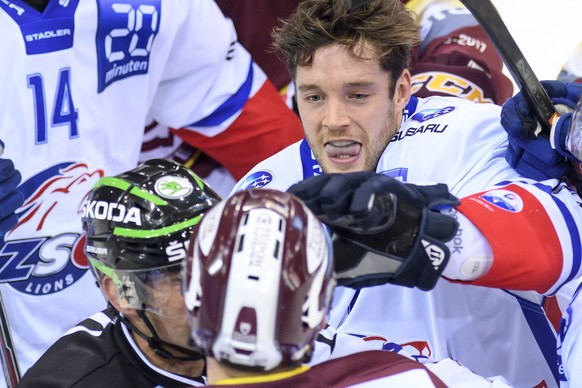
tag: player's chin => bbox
[322,156,366,174]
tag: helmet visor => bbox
[110,262,185,318]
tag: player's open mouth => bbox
[324,140,362,161]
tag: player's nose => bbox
[322,99,350,130]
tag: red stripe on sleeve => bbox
[457,184,562,293]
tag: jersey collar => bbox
[214,365,310,385]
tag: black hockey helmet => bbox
[82,158,221,315]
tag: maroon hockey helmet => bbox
[183,188,335,371]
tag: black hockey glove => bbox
[287,172,460,291]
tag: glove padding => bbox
[501,80,582,180]
[0,141,24,237]
[287,172,460,291]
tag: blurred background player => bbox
[216,0,298,101]
[18,159,220,387]
[0,0,302,382]
[184,188,448,387]
[405,0,513,104]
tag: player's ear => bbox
[101,276,121,308]
[101,276,137,318]
[392,68,411,110]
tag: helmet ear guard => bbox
[86,256,130,306]
[184,189,336,371]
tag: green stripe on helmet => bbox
[88,257,122,286]
[186,170,205,190]
[93,177,168,206]
[113,215,203,238]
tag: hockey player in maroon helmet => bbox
[183,189,448,387]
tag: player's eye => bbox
[306,95,322,102]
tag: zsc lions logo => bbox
[410,106,456,122]
[236,171,274,190]
[1,162,102,296]
[481,189,524,212]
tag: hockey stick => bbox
[458,0,559,136]
[0,287,20,387]
[345,0,558,136]
[458,0,582,192]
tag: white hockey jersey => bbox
[233,96,582,387]
[0,0,300,379]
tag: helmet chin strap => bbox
[117,309,205,362]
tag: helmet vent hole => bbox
[237,235,246,252]
[273,240,281,258]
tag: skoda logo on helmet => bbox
[154,175,194,199]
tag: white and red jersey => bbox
[558,280,582,387]
[312,324,510,387]
[0,0,301,379]
[233,95,582,387]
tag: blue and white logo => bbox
[481,189,523,212]
[96,0,161,92]
[7,0,80,55]
[236,171,274,190]
[0,162,101,296]
[410,106,456,122]
[378,168,408,182]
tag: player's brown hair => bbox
[272,0,420,96]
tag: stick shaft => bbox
[0,290,20,387]
[459,0,558,135]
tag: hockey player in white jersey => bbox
[232,0,582,386]
[0,0,304,383]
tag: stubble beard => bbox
[307,110,397,174]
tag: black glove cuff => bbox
[333,208,458,291]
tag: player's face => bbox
[295,43,411,173]
[147,271,192,348]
